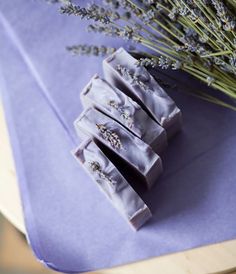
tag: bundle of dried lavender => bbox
[58,0,236,110]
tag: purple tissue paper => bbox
[0,1,236,273]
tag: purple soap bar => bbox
[74,107,163,189]
[80,74,167,154]
[74,139,152,230]
[103,47,182,138]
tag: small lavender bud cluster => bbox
[230,56,236,68]
[96,124,122,149]
[116,64,152,92]
[87,24,120,37]
[206,76,215,86]
[87,24,138,42]
[156,56,182,70]
[142,9,156,25]
[136,56,182,70]
[158,56,172,69]
[87,3,120,21]
[108,100,134,128]
[120,25,136,40]
[212,0,235,31]
[89,161,114,185]
[120,0,142,17]
[136,57,158,68]
[60,3,110,24]
[66,45,116,57]
[213,56,236,75]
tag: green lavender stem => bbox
[60,0,236,109]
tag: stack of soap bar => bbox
[103,47,182,138]
[72,48,184,230]
[80,74,167,154]
[74,139,152,230]
[74,107,163,189]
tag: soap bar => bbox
[74,107,163,189]
[103,47,182,138]
[80,74,167,154]
[74,139,152,230]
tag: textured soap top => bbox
[74,139,152,230]
[80,74,167,149]
[103,47,182,131]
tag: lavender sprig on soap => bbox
[96,123,123,149]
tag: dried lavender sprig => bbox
[136,53,236,97]
[87,3,121,21]
[116,64,153,92]
[89,161,115,185]
[197,1,235,49]
[108,100,134,128]
[179,0,234,51]
[60,3,110,24]
[136,57,158,68]
[87,23,142,42]
[66,45,116,57]
[211,0,236,31]
[163,1,236,81]
[136,56,182,70]
[105,0,176,48]
[96,124,123,149]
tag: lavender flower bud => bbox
[206,76,215,86]
[158,56,171,69]
[60,3,111,24]
[66,45,116,57]
[136,57,158,68]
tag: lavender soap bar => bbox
[103,47,182,138]
[74,107,163,189]
[74,139,152,230]
[80,74,167,154]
